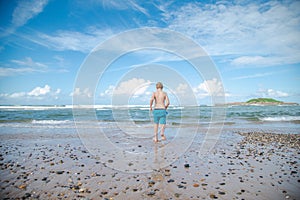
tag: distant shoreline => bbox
[224,102,299,106]
[224,98,299,106]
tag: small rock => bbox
[72,186,80,190]
[177,184,186,189]
[101,191,108,195]
[19,184,27,190]
[184,164,190,168]
[56,170,64,175]
[147,191,155,196]
[148,180,155,187]
[210,194,218,199]
[175,193,181,198]
[79,188,87,193]
[23,193,31,198]
[167,179,175,183]
[193,183,199,187]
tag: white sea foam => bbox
[0,104,187,110]
[260,116,300,122]
[0,105,69,110]
[32,120,72,124]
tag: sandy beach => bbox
[0,128,299,200]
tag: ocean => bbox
[0,105,299,135]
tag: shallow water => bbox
[0,105,299,134]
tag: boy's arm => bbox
[165,93,170,109]
[150,92,155,111]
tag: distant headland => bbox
[226,98,299,106]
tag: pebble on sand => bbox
[184,163,190,168]
[193,183,200,187]
[18,184,27,190]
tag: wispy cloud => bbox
[99,0,149,16]
[11,57,47,68]
[0,67,41,77]
[0,56,70,76]
[0,57,48,76]
[163,1,300,66]
[1,0,49,36]
[231,72,274,80]
[231,55,300,67]
[30,28,115,53]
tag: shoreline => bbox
[0,130,299,199]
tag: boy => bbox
[150,82,170,143]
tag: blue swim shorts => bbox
[153,109,167,124]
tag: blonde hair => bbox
[156,82,163,89]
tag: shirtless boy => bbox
[150,82,170,143]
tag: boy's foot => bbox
[161,134,166,141]
[153,137,159,143]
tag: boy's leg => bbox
[153,110,159,142]
[160,124,166,140]
[160,113,167,140]
[154,123,159,142]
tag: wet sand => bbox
[0,130,299,199]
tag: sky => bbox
[0,0,299,105]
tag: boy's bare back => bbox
[152,90,168,109]
[150,82,170,111]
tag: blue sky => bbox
[0,0,299,105]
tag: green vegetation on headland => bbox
[246,98,282,104]
[225,98,298,106]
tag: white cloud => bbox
[100,85,115,97]
[113,78,151,96]
[10,92,26,98]
[28,85,51,96]
[164,1,300,66]
[70,88,92,98]
[193,78,225,98]
[257,88,289,98]
[2,0,49,36]
[173,79,228,101]
[175,83,188,95]
[99,78,152,103]
[132,84,151,98]
[1,85,60,100]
